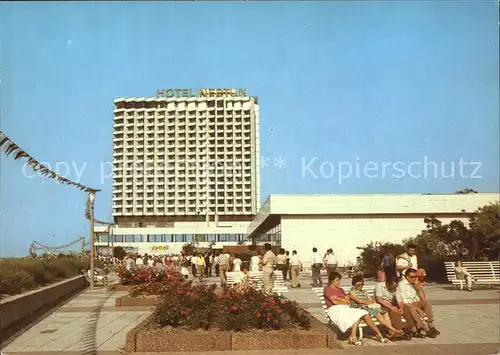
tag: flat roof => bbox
[246,192,500,238]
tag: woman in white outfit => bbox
[323,272,388,346]
[454,260,477,291]
[233,253,242,272]
[250,251,260,272]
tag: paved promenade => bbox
[1,276,498,355]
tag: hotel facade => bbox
[95,89,261,254]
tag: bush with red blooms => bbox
[129,268,185,296]
[153,280,311,332]
[116,265,183,287]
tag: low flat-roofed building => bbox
[94,220,251,255]
[247,193,500,264]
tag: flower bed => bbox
[116,265,183,286]
[125,279,340,352]
[112,268,184,307]
[0,256,103,297]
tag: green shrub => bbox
[0,256,104,297]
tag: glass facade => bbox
[255,223,282,247]
[97,233,246,243]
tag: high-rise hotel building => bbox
[96,88,260,254]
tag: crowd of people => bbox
[103,243,487,346]
[322,243,441,346]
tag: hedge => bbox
[0,256,104,297]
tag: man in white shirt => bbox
[208,254,214,277]
[276,249,287,282]
[218,252,229,285]
[261,243,276,293]
[324,248,338,276]
[135,255,144,268]
[190,255,198,277]
[396,243,420,277]
[310,247,323,287]
[213,254,220,277]
[396,268,439,338]
[375,275,412,339]
[289,250,302,288]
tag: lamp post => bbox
[89,191,96,290]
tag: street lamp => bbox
[88,191,96,290]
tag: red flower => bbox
[256,312,262,318]
[182,308,192,316]
[231,305,238,311]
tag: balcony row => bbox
[112,208,254,216]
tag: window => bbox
[150,235,161,243]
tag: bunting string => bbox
[1,130,113,226]
[85,192,113,225]
[0,130,100,193]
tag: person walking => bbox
[214,253,220,277]
[261,243,276,293]
[311,247,323,287]
[324,248,338,276]
[218,251,229,286]
[276,248,287,281]
[233,253,242,272]
[196,253,206,282]
[285,250,291,281]
[289,250,302,288]
[250,250,260,272]
[381,251,396,279]
[207,253,214,277]
[190,254,197,277]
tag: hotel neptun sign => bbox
[156,88,248,98]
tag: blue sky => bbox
[1,2,498,256]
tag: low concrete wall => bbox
[125,315,341,352]
[0,275,86,334]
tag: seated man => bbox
[374,275,412,340]
[87,268,107,284]
[396,268,440,338]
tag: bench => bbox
[312,284,426,340]
[247,271,263,290]
[312,285,377,339]
[226,271,244,286]
[271,272,288,296]
[444,261,499,289]
[235,271,288,295]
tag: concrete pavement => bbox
[1,275,498,354]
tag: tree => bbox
[356,242,405,277]
[113,246,127,260]
[182,243,196,255]
[456,188,478,194]
[469,202,500,259]
[357,202,500,281]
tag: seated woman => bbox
[323,272,389,346]
[454,260,477,292]
[349,275,403,339]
